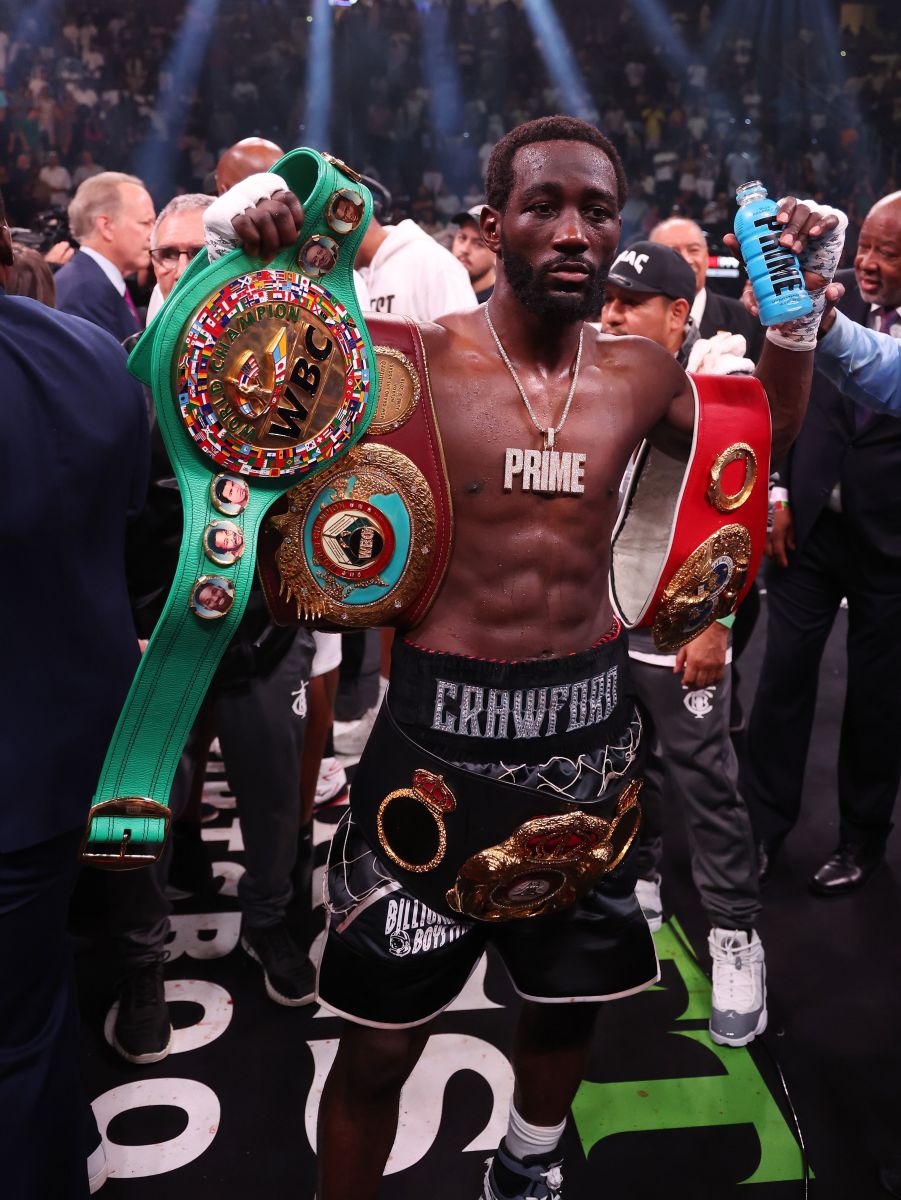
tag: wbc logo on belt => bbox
[176,270,370,478]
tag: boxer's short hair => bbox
[485,116,627,215]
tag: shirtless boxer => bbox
[213,116,838,1200]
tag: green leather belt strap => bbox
[82,149,377,868]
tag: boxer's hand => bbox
[773,196,838,268]
[675,621,728,689]
[231,190,304,261]
[766,506,795,568]
[742,277,846,330]
[203,172,304,262]
[724,198,842,293]
[728,198,847,350]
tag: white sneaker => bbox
[334,707,379,758]
[634,875,663,932]
[709,928,767,1047]
[315,756,348,807]
[87,1141,108,1194]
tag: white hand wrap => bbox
[203,172,290,261]
[765,203,848,351]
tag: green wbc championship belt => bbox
[81,149,377,868]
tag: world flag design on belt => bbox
[175,271,370,478]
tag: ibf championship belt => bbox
[611,373,770,650]
[81,149,377,869]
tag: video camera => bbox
[9,207,78,255]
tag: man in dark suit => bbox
[743,191,901,893]
[54,171,155,342]
[651,216,765,360]
[0,188,149,1197]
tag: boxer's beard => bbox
[501,237,608,322]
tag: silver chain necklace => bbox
[484,306,584,451]
[484,306,589,497]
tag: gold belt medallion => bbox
[368,346,421,434]
[652,524,752,652]
[707,442,758,513]
[270,442,437,625]
[175,270,369,478]
[446,781,642,921]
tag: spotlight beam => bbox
[11,0,63,58]
[133,0,220,194]
[416,4,464,138]
[304,0,335,149]
[520,0,594,120]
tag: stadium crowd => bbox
[1,0,898,255]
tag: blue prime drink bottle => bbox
[734,181,814,326]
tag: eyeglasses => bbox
[150,244,205,268]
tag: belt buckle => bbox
[79,797,172,870]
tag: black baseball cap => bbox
[606,241,695,305]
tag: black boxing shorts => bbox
[316,623,660,1028]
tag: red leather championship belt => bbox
[611,373,770,651]
[257,314,452,630]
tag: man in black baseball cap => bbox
[602,236,767,1052]
[601,240,696,356]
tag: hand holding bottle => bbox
[724,193,847,349]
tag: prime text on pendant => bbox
[503,448,587,495]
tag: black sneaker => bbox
[240,921,316,1007]
[112,961,173,1064]
[481,1140,563,1199]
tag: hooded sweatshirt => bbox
[360,219,475,322]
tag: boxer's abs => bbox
[413,518,617,660]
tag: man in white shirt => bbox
[38,151,72,208]
[71,150,104,189]
[356,189,475,322]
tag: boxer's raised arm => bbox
[725,197,847,460]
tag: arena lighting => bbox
[303,0,335,148]
[796,0,867,170]
[328,0,358,5]
[132,0,220,198]
[628,0,744,135]
[520,0,594,120]
[11,0,64,59]
[700,0,756,59]
[629,0,692,71]
[416,3,464,137]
